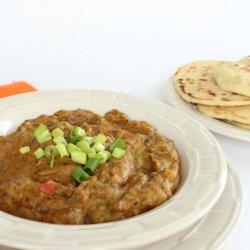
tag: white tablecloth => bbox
[0,1,249,249]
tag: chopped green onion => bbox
[52,146,59,157]
[70,127,85,144]
[56,143,69,158]
[52,128,64,138]
[86,148,96,158]
[50,153,55,168]
[67,143,82,154]
[112,148,126,158]
[36,130,52,144]
[19,146,30,154]
[85,136,94,145]
[76,140,91,153]
[71,152,87,164]
[50,147,59,168]
[92,142,105,153]
[34,124,52,144]
[93,134,107,144]
[53,135,68,145]
[96,150,111,164]
[70,128,79,144]
[44,145,53,157]
[34,123,48,137]
[34,148,44,159]
[84,158,99,175]
[72,167,90,182]
[76,127,85,137]
[45,145,59,158]
[110,138,126,152]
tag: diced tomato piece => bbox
[123,131,133,139]
[38,180,57,194]
[23,154,30,160]
[11,149,19,157]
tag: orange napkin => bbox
[0,81,37,98]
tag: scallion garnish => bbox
[34,148,44,159]
[44,145,53,157]
[76,127,85,137]
[34,123,52,144]
[71,152,87,165]
[93,134,107,144]
[67,143,82,155]
[72,167,90,182]
[53,135,68,145]
[56,143,69,158]
[86,148,96,158]
[50,153,55,168]
[92,142,105,152]
[19,146,30,154]
[52,146,59,157]
[51,128,64,138]
[69,128,78,144]
[37,130,52,144]
[96,150,111,164]
[85,136,94,145]
[34,123,47,137]
[110,138,126,152]
[84,158,99,175]
[29,123,126,180]
[112,148,126,158]
[76,140,91,153]
[70,127,85,144]
[50,147,59,168]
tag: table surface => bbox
[0,1,249,249]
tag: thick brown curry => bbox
[0,109,180,224]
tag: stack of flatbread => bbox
[173,56,250,130]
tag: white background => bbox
[0,1,249,249]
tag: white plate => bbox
[0,90,227,250]
[164,79,250,142]
[142,157,243,250]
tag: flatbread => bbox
[214,62,250,97]
[223,120,250,130]
[239,56,250,65]
[173,61,250,106]
[197,104,250,125]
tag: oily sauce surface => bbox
[0,109,180,224]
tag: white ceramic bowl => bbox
[0,90,227,250]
